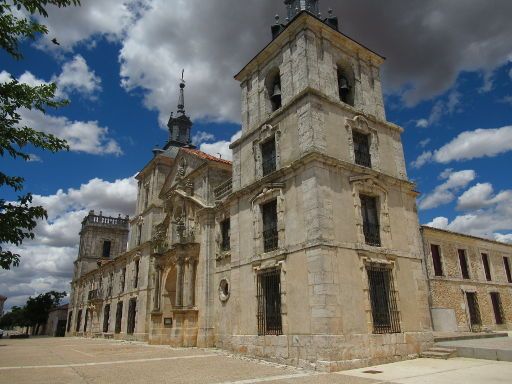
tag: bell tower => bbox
[164,71,194,150]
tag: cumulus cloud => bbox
[415,90,461,128]
[0,176,137,310]
[418,169,476,210]
[411,151,433,169]
[199,131,241,161]
[54,55,102,99]
[192,131,216,146]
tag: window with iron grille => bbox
[121,267,126,292]
[221,218,231,251]
[103,304,110,333]
[261,138,276,176]
[102,240,111,258]
[504,257,512,283]
[76,309,82,332]
[261,200,278,252]
[458,250,470,279]
[257,269,282,335]
[115,301,123,334]
[466,292,481,328]
[482,253,492,281]
[134,260,140,289]
[353,131,371,168]
[366,264,401,334]
[430,244,443,276]
[127,298,137,335]
[490,292,505,325]
[360,195,381,247]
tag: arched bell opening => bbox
[265,68,282,112]
[337,63,355,107]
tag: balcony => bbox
[363,222,381,247]
[88,289,103,303]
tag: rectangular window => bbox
[466,292,481,329]
[261,139,276,176]
[482,253,492,281]
[490,292,505,325]
[366,264,401,334]
[144,186,150,209]
[257,269,282,336]
[221,218,231,251]
[102,240,111,258]
[67,311,73,333]
[360,195,381,247]
[504,257,512,283]
[103,304,110,333]
[84,308,89,332]
[115,301,123,334]
[107,273,113,297]
[430,244,443,276]
[134,260,140,289]
[261,200,278,252]
[127,298,137,335]
[137,224,143,246]
[121,267,126,292]
[76,309,82,332]
[459,249,470,279]
[353,130,372,168]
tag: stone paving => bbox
[437,335,512,361]
[1,337,512,384]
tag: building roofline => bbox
[420,225,512,248]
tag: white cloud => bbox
[416,119,429,128]
[418,169,476,210]
[0,175,137,310]
[495,233,512,244]
[27,154,42,163]
[478,72,494,93]
[53,55,102,99]
[192,131,216,146]
[415,90,461,128]
[199,131,241,161]
[411,151,433,169]
[419,138,431,148]
[433,126,512,163]
[20,108,122,156]
[426,216,449,229]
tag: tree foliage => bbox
[0,0,80,269]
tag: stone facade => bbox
[0,295,6,317]
[421,226,512,333]
[45,304,68,337]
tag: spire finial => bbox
[177,69,186,115]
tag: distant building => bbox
[0,295,6,317]
[45,304,69,337]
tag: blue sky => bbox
[1,0,512,309]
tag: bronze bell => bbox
[339,76,349,91]
[271,83,282,100]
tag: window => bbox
[115,302,123,334]
[84,308,89,332]
[220,219,231,252]
[67,311,73,333]
[134,260,140,289]
[261,138,276,176]
[76,309,82,332]
[504,257,512,283]
[360,195,381,247]
[144,186,150,209]
[481,253,492,281]
[337,67,354,106]
[490,292,505,325]
[137,224,143,246]
[466,292,481,329]
[430,244,443,276]
[107,273,113,297]
[352,131,371,168]
[366,264,400,334]
[121,267,126,292]
[261,200,278,252]
[257,269,282,335]
[102,240,111,258]
[268,73,282,112]
[103,304,110,333]
[127,298,137,335]
[458,250,470,279]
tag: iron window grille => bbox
[353,131,372,168]
[102,240,111,258]
[115,302,123,334]
[221,218,231,252]
[458,250,470,279]
[431,244,443,276]
[76,309,82,332]
[366,264,401,334]
[103,304,110,333]
[261,139,277,176]
[490,292,505,325]
[466,292,481,330]
[127,298,137,335]
[262,200,278,252]
[504,257,512,283]
[360,195,381,247]
[257,269,282,336]
[482,253,492,281]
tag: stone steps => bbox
[420,347,457,359]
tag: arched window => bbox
[266,69,282,112]
[337,65,355,106]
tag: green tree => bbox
[0,0,80,269]
[0,305,27,330]
[24,290,66,334]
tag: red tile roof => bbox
[182,148,232,165]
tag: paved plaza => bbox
[1,337,512,384]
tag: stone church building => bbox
[66,1,511,371]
